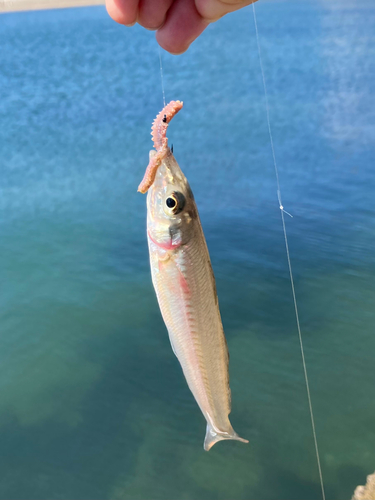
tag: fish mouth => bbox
[138,100,183,194]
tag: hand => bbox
[106,0,257,54]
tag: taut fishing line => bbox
[158,45,166,108]
[251,4,326,500]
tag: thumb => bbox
[195,0,257,22]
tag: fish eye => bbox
[165,192,185,215]
[166,197,176,209]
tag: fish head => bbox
[146,149,197,251]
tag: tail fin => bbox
[204,423,249,451]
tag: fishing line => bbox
[158,45,166,108]
[251,4,326,500]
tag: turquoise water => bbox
[1,1,375,499]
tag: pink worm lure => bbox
[139,101,248,450]
[138,100,183,194]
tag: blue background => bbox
[0,1,374,498]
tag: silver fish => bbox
[138,101,248,451]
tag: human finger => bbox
[156,0,208,54]
[137,0,174,30]
[195,0,257,22]
[105,0,139,26]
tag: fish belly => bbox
[149,230,231,430]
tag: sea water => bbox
[0,1,374,498]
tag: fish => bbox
[138,101,248,451]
